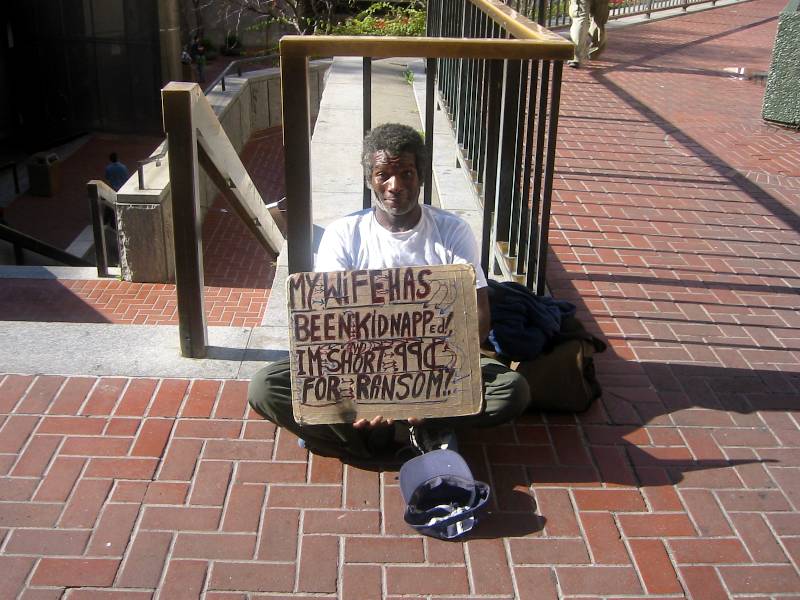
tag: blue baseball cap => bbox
[399,449,491,540]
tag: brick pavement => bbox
[1,0,800,597]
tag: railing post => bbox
[87,182,110,278]
[281,54,314,274]
[163,83,208,358]
[13,239,24,265]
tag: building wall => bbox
[0,18,13,144]
[8,0,163,151]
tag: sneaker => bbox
[567,60,581,69]
[409,425,459,454]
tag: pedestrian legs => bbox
[569,0,591,66]
[589,0,610,58]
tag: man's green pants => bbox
[248,356,530,459]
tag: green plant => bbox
[403,67,414,84]
[331,1,426,37]
[222,32,242,56]
[201,37,219,61]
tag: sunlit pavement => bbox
[1,0,799,596]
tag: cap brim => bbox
[400,449,474,502]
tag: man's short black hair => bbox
[362,123,427,185]
[109,152,118,163]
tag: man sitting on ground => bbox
[247,123,530,459]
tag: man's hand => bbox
[352,416,426,429]
[353,415,393,429]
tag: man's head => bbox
[109,152,118,163]
[362,123,426,184]
[362,124,426,228]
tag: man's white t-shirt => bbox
[314,205,488,289]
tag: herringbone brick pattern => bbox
[0,279,268,326]
[0,128,284,326]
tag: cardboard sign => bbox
[287,264,484,425]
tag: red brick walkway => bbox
[2,1,799,598]
[1,128,284,327]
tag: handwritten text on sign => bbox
[287,264,483,425]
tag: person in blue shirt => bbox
[104,152,130,228]
[104,153,130,192]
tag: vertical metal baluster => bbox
[455,0,470,144]
[534,61,563,296]
[526,59,550,290]
[475,14,490,181]
[424,58,436,206]
[442,0,451,107]
[495,56,521,251]
[481,59,503,275]
[509,58,527,260]
[464,3,479,158]
[363,56,372,209]
[517,59,539,276]
[468,9,482,174]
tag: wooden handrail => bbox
[280,36,573,60]
[162,81,286,357]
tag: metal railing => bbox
[281,0,572,290]
[134,55,279,194]
[425,0,566,293]
[204,52,280,95]
[507,0,722,29]
[136,142,168,191]
[0,222,92,268]
[86,180,118,277]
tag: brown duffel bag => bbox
[512,315,607,413]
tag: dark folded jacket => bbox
[486,279,576,361]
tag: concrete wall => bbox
[116,61,329,283]
[763,0,800,126]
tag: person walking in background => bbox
[181,45,193,82]
[190,35,206,83]
[568,0,609,68]
[104,152,129,192]
[104,152,130,228]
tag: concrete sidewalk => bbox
[1,1,800,597]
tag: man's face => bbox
[369,150,421,219]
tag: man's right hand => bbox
[352,416,426,429]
